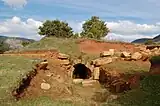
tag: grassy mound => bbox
[0,56,40,105]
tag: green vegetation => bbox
[144,40,154,45]
[21,41,32,47]
[81,16,110,39]
[24,37,99,62]
[0,56,40,105]
[0,41,9,53]
[150,55,160,64]
[101,61,150,74]
[38,16,109,40]
[111,75,160,106]
[38,20,73,38]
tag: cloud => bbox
[105,21,160,42]
[107,21,160,35]
[0,16,159,42]
[71,20,160,42]
[0,16,43,40]
[1,0,27,8]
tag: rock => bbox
[60,60,70,65]
[108,95,118,101]
[141,52,149,61]
[73,79,83,84]
[73,59,82,64]
[41,83,51,90]
[121,52,131,58]
[82,80,98,87]
[58,53,69,60]
[93,67,100,80]
[92,57,112,67]
[38,62,48,70]
[112,56,119,61]
[131,52,142,60]
[100,49,115,57]
[46,72,53,77]
[151,47,158,52]
[124,58,132,61]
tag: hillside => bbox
[131,34,160,44]
[0,35,35,50]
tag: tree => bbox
[80,16,110,39]
[38,20,73,38]
[0,41,9,54]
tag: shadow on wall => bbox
[73,63,92,79]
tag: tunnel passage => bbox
[73,63,92,79]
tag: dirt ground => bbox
[78,39,139,54]
[3,39,150,104]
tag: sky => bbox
[0,0,160,42]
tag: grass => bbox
[23,37,100,63]
[101,61,150,74]
[110,75,160,106]
[0,56,41,105]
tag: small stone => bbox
[39,62,48,70]
[58,53,69,60]
[73,79,83,84]
[46,73,53,77]
[92,57,112,67]
[82,80,98,87]
[100,49,115,57]
[93,67,100,80]
[121,52,131,58]
[41,83,51,90]
[60,60,70,65]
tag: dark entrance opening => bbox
[73,63,92,79]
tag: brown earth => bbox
[77,39,139,54]
[3,39,151,104]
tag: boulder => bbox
[58,53,69,60]
[131,52,142,60]
[92,57,113,67]
[121,52,131,58]
[41,83,51,90]
[141,52,149,61]
[93,67,100,80]
[60,60,70,65]
[100,49,115,57]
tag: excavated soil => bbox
[5,40,151,103]
[77,39,139,54]
[14,59,105,104]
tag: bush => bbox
[22,41,30,47]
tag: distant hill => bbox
[132,34,160,44]
[0,35,35,50]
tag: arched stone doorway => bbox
[73,63,92,79]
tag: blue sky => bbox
[0,0,160,41]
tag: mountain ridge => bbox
[131,34,160,43]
